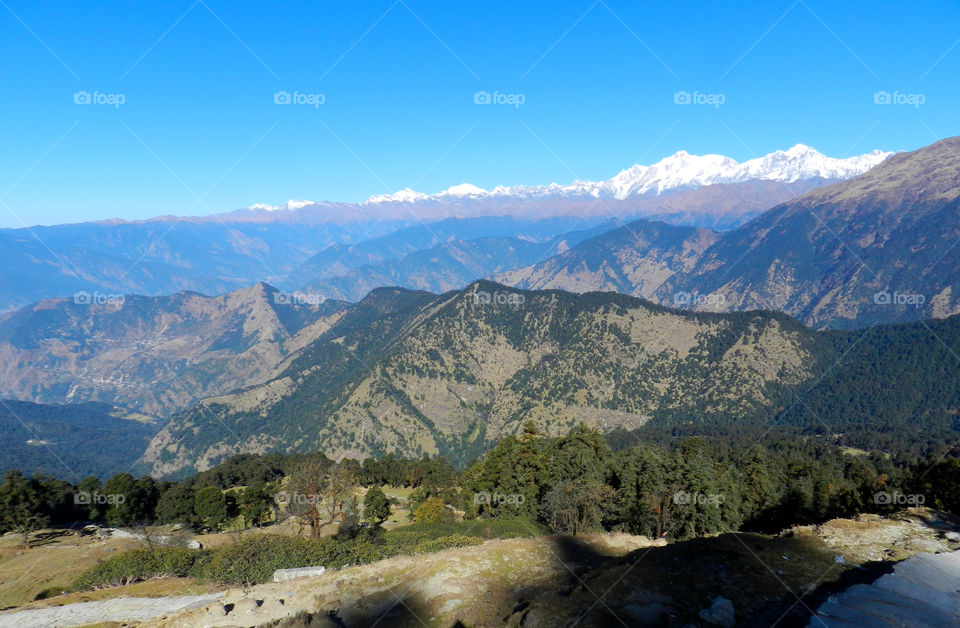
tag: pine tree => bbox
[363,484,391,526]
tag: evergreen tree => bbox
[194,486,228,530]
[0,471,49,547]
[155,484,196,525]
[363,485,391,526]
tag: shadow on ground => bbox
[246,530,939,627]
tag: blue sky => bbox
[1,0,957,227]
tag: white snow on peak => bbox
[365,188,429,204]
[440,183,487,197]
[248,199,317,212]
[362,145,892,204]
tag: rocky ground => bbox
[0,594,222,628]
[143,509,960,627]
[810,550,960,626]
[2,508,957,627]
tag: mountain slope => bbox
[657,136,960,328]
[496,220,720,298]
[507,137,960,328]
[0,400,158,479]
[282,216,615,290]
[140,281,831,476]
[0,283,349,417]
[0,220,397,312]
[142,280,960,477]
[298,227,610,302]
[0,145,886,313]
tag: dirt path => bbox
[0,593,222,628]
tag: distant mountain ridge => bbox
[504,136,960,328]
[0,143,888,313]
[362,144,890,204]
[0,283,350,417]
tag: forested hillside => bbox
[140,281,960,478]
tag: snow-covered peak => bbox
[365,188,429,204]
[248,199,317,212]
[440,183,487,197]
[362,145,891,205]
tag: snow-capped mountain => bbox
[362,144,892,204]
[228,144,891,230]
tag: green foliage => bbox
[154,484,196,525]
[363,485,391,526]
[0,470,50,545]
[411,534,483,554]
[239,482,275,527]
[74,548,209,589]
[413,496,452,523]
[100,473,159,526]
[200,536,317,585]
[540,479,613,535]
[74,519,544,590]
[193,486,228,530]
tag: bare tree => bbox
[287,462,356,538]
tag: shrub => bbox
[74,519,548,590]
[74,548,208,589]
[200,535,317,585]
[412,497,453,523]
[412,534,484,554]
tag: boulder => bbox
[274,566,327,582]
[699,596,735,628]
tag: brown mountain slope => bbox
[139,282,825,477]
[658,136,960,328]
[0,283,348,417]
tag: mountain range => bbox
[362,144,890,204]
[503,137,960,328]
[6,138,960,478]
[0,145,885,312]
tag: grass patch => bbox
[74,518,545,588]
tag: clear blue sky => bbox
[1,0,957,227]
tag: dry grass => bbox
[0,532,141,608]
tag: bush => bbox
[412,534,483,554]
[412,497,452,523]
[386,518,544,545]
[75,548,209,589]
[200,535,372,584]
[74,519,548,590]
[201,535,317,585]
